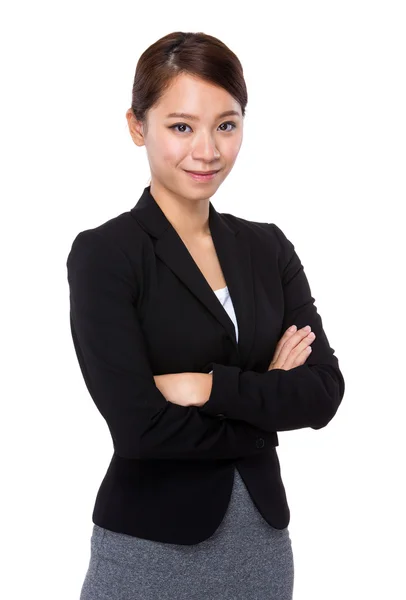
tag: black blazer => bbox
[66,185,345,545]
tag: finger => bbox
[282,339,313,370]
[295,332,316,356]
[287,334,315,369]
[272,326,298,364]
[294,344,313,367]
[277,327,313,366]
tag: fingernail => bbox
[289,325,297,332]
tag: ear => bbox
[125,108,145,147]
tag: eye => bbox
[168,121,237,133]
[218,121,237,132]
[169,123,192,133]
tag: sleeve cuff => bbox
[199,363,241,418]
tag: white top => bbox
[208,285,239,374]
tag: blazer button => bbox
[216,413,226,419]
[256,438,265,448]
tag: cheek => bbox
[161,141,186,166]
[223,150,240,170]
[147,132,185,167]
[221,137,242,162]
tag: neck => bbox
[150,179,211,239]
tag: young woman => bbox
[68,31,345,600]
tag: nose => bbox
[191,132,221,161]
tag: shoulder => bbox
[67,210,146,268]
[219,211,295,255]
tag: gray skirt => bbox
[79,468,294,599]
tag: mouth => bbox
[184,169,220,182]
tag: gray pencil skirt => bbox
[79,468,294,599]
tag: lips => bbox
[185,170,219,175]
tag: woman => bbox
[68,31,345,600]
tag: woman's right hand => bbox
[268,325,316,371]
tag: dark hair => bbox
[130,31,248,137]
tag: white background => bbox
[1,1,405,598]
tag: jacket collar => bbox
[130,185,256,368]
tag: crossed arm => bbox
[67,224,344,461]
[154,324,318,407]
[153,372,213,407]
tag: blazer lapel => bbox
[130,186,256,368]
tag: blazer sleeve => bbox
[199,223,345,432]
[66,228,277,461]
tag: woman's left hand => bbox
[153,372,212,407]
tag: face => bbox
[126,73,244,201]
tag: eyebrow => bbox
[165,110,241,121]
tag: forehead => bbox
[152,73,241,116]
